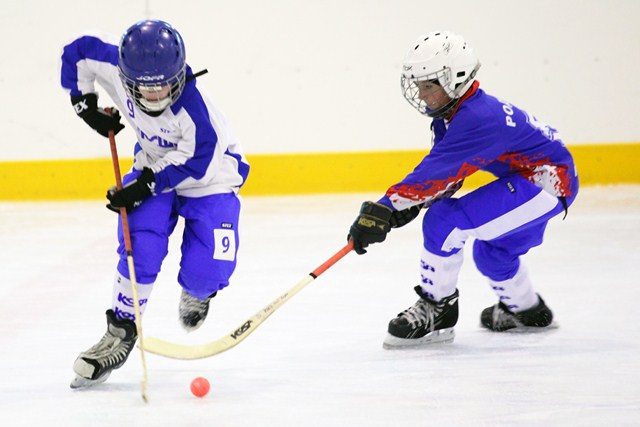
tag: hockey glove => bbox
[389,203,425,228]
[348,201,393,255]
[71,93,125,138]
[106,168,156,213]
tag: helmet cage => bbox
[401,64,479,119]
[119,65,186,113]
[402,68,453,119]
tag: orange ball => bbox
[190,377,210,397]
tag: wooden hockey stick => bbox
[140,241,354,360]
[108,126,149,403]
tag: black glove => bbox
[389,203,425,228]
[106,168,156,213]
[71,93,124,138]
[348,201,393,255]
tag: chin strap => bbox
[447,80,480,120]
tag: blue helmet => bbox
[118,20,187,114]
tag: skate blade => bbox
[501,322,560,333]
[482,321,560,334]
[383,327,455,349]
[70,372,111,389]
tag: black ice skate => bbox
[480,295,553,332]
[70,309,138,389]
[383,287,459,349]
[179,289,216,331]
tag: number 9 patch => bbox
[213,228,236,261]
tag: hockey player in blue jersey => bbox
[61,20,250,387]
[348,31,578,348]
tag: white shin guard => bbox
[488,263,539,312]
[418,248,464,301]
[111,272,154,322]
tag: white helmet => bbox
[401,31,480,118]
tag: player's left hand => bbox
[106,168,156,213]
[348,201,393,255]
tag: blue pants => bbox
[422,175,577,282]
[115,185,241,299]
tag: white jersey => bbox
[61,35,249,197]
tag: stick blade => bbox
[140,336,236,360]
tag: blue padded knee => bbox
[422,198,467,256]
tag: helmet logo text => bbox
[136,75,165,81]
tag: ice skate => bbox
[70,309,137,389]
[70,372,111,389]
[179,289,216,331]
[480,295,553,332]
[383,287,459,349]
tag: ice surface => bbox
[1,185,639,426]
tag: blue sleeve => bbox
[378,110,503,209]
[153,83,218,190]
[60,36,118,96]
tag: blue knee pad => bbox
[116,228,170,283]
[472,240,520,281]
[472,221,547,281]
[116,190,178,284]
[176,193,241,299]
[422,198,466,256]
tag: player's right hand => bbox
[348,201,393,255]
[71,93,125,138]
[105,168,156,213]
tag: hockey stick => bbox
[140,241,354,360]
[108,125,149,403]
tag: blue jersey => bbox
[379,82,578,210]
[60,35,249,197]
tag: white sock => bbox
[111,272,154,322]
[488,263,539,312]
[417,247,464,301]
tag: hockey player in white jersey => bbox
[61,20,250,387]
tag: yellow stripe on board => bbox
[0,143,638,201]
[0,158,135,201]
